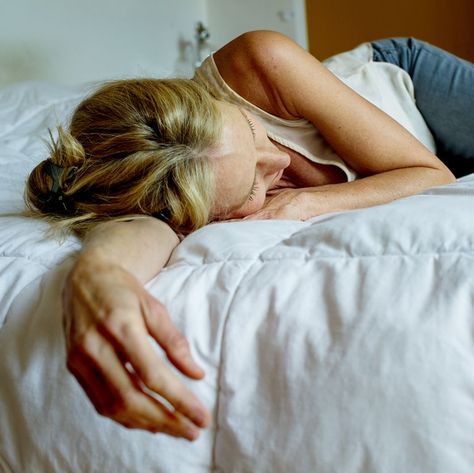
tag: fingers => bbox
[63,261,211,437]
[99,307,209,428]
[243,204,304,220]
[243,211,274,220]
[142,297,212,428]
[143,297,205,380]
[67,330,201,440]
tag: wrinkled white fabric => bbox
[1,67,473,473]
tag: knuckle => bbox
[153,415,179,434]
[95,402,112,417]
[150,297,166,313]
[148,422,173,435]
[147,299,169,324]
[69,329,98,358]
[99,389,136,417]
[100,310,135,340]
[163,426,185,438]
[119,387,137,411]
[169,396,185,414]
[141,370,163,391]
[103,403,124,418]
[166,418,198,439]
[118,419,134,430]
[167,332,189,353]
[148,426,164,434]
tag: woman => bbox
[25,31,473,441]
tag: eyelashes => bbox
[239,107,257,139]
[247,117,257,138]
[239,109,258,203]
[248,181,259,201]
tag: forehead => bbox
[208,103,256,215]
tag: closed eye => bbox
[239,108,257,140]
[248,180,259,201]
[246,116,257,139]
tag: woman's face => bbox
[209,102,290,219]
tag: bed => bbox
[0,74,473,472]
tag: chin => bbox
[251,195,266,212]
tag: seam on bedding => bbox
[0,254,59,270]
[0,263,52,331]
[210,258,259,471]
[168,248,474,269]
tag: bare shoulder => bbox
[212,30,306,119]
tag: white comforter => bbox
[1,79,473,473]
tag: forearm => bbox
[77,217,180,283]
[301,166,456,216]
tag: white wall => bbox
[0,0,307,87]
[206,0,308,52]
[0,0,207,86]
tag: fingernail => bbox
[193,406,210,427]
[185,427,200,442]
[191,363,205,376]
[192,411,205,427]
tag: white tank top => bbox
[192,42,436,183]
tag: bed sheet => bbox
[1,80,473,473]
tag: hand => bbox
[243,188,310,221]
[62,256,211,441]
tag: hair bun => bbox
[48,126,85,168]
[36,160,77,215]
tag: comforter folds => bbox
[0,79,473,473]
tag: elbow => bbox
[436,167,457,185]
[418,166,456,191]
[422,159,457,186]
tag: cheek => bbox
[249,195,265,213]
[236,191,266,217]
[226,195,265,219]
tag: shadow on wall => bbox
[0,28,209,86]
[0,43,52,86]
[174,25,214,78]
[174,36,197,78]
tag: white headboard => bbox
[0,0,307,87]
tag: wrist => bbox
[300,187,347,218]
[298,189,327,219]
[75,217,180,283]
[69,248,118,289]
[74,245,114,269]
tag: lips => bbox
[271,168,284,185]
[268,168,284,191]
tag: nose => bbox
[260,145,291,176]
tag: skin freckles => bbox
[209,102,290,220]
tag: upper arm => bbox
[215,31,453,177]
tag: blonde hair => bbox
[25,78,222,237]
